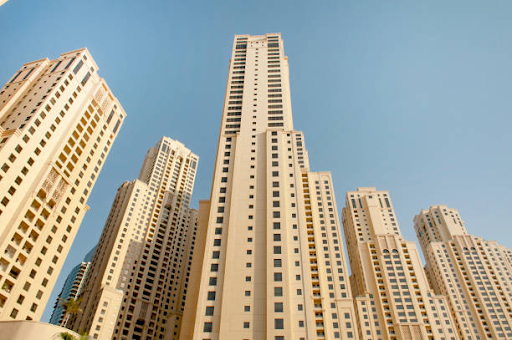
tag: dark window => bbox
[73,60,84,74]
[275,318,284,329]
[203,322,213,332]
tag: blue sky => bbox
[1,0,511,322]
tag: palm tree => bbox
[59,297,82,328]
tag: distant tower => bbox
[180,34,357,340]
[414,206,512,339]
[342,188,458,340]
[73,137,199,340]
[0,49,125,321]
[49,247,95,326]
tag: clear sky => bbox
[1,0,511,322]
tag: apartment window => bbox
[205,306,214,316]
[274,259,282,267]
[274,246,281,254]
[73,60,84,74]
[275,319,284,329]
[274,273,282,281]
[273,234,281,241]
[203,322,213,332]
[207,292,216,300]
[274,287,283,297]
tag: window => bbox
[203,322,213,332]
[205,306,214,316]
[274,287,283,297]
[275,303,283,312]
[73,60,84,74]
[275,319,284,329]
[207,292,216,300]
[274,246,281,254]
[274,273,282,281]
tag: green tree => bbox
[59,298,82,328]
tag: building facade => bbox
[414,206,512,339]
[73,137,199,340]
[342,188,458,340]
[180,33,357,340]
[0,49,125,321]
[49,246,95,326]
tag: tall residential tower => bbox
[49,246,95,326]
[414,206,512,340]
[342,188,458,340]
[180,34,357,340]
[73,137,199,340]
[0,49,125,320]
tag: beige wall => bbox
[415,206,512,339]
[0,320,81,339]
[180,33,357,340]
[0,48,125,321]
[73,137,199,340]
[342,188,458,340]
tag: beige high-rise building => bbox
[342,188,458,340]
[414,206,512,340]
[73,137,199,340]
[0,49,125,321]
[180,34,357,340]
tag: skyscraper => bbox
[49,246,95,326]
[180,34,357,340]
[342,188,458,340]
[0,48,125,321]
[73,137,199,340]
[414,205,512,340]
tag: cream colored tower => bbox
[414,206,512,340]
[180,34,357,340]
[342,188,459,340]
[73,137,199,340]
[0,49,125,321]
